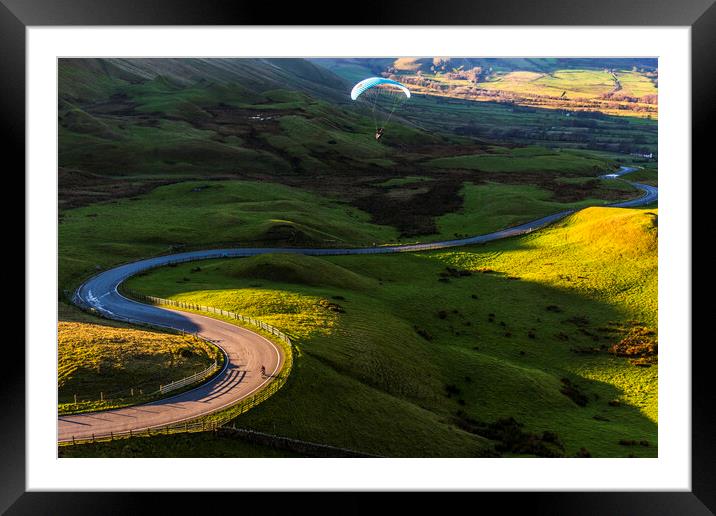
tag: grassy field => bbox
[400,94,657,156]
[400,68,657,120]
[623,167,659,186]
[59,168,644,292]
[479,69,657,100]
[427,146,612,174]
[435,180,636,238]
[58,304,220,412]
[59,431,304,457]
[58,180,400,291]
[122,206,657,457]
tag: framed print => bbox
[6,0,712,513]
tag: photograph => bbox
[56,56,660,459]
[5,1,709,508]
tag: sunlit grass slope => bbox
[435,181,636,237]
[58,318,218,408]
[125,206,657,457]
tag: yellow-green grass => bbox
[58,180,399,291]
[480,70,656,100]
[58,319,220,413]
[125,206,657,457]
[435,181,637,237]
[407,69,657,119]
[427,146,612,174]
[614,71,659,98]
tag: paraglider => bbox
[350,77,411,142]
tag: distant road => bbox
[63,167,656,441]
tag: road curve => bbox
[63,167,655,441]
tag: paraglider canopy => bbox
[350,77,411,101]
[350,77,411,138]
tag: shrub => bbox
[608,327,658,363]
[566,315,590,326]
[414,326,433,341]
[576,447,592,458]
[560,378,589,407]
[445,384,461,397]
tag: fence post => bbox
[100,392,103,401]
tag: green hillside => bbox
[123,206,658,457]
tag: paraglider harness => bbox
[375,127,384,142]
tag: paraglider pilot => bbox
[375,127,384,142]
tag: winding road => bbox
[60,166,656,442]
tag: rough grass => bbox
[435,181,636,237]
[58,180,399,291]
[58,431,304,457]
[58,319,219,407]
[428,147,611,174]
[623,167,658,186]
[124,206,657,457]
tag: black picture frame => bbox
[6,0,711,513]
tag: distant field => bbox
[479,69,657,100]
[123,206,658,457]
[401,95,658,156]
[401,68,657,120]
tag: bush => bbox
[414,326,433,341]
[560,378,589,407]
[576,447,592,458]
[445,384,461,397]
[566,315,590,326]
[608,327,658,363]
